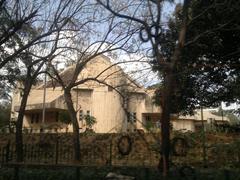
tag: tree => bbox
[152,0,240,116]
[0,101,11,129]
[2,0,90,162]
[97,0,190,176]
[0,0,38,102]
[1,0,143,163]
[182,0,240,108]
[0,0,38,69]
[47,4,140,160]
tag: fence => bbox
[0,134,160,166]
[0,134,160,180]
[0,133,240,180]
[0,141,110,165]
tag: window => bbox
[35,114,39,123]
[56,112,59,122]
[127,112,130,122]
[86,110,90,116]
[31,114,34,124]
[31,113,39,124]
[127,112,136,123]
[207,118,215,124]
[79,110,84,121]
[146,116,151,121]
[133,112,136,122]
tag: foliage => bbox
[212,107,240,125]
[147,83,162,90]
[0,1,24,99]
[58,111,72,125]
[0,101,10,129]
[145,120,154,131]
[182,0,240,107]
[152,0,240,115]
[210,139,240,168]
[84,115,97,129]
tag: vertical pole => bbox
[76,86,78,110]
[109,135,112,166]
[221,106,224,122]
[1,147,4,163]
[145,168,149,180]
[76,167,80,180]
[6,141,10,163]
[42,66,47,124]
[14,166,19,180]
[224,169,230,180]
[55,138,59,164]
[201,107,207,168]
[76,86,79,131]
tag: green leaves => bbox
[58,111,71,124]
[84,115,97,129]
[0,102,10,129]
[152,0,240,114]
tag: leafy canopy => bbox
[152,0,240,114]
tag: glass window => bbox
[133,112,136,122]
[87,110,90,115]
[146,116,151,121]
[31,114,34,124]
[127,112,136,123]
[35,114,39,123]
[79,110,84,121]
[31,113,39,124]
[56,112,59,122]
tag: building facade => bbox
[11,55,229,133]
[11,55,161,133]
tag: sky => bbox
[116,1,179,87]
[2,0,239,111]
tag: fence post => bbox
[1,147,4,163]
[145,167,149,180]
[109,135,113,166]
[224,169,230,180]
[76,167,80,180]
[14,166,19,180]
[55,138,59,164]
[5,141,10,163]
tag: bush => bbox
[84,115,96,129]
[58,111,71,124]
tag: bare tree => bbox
[47,5,141,160]
[0,0,39,69]
[96,0,190,176]
[10,0,90,162]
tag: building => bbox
[172,109,230,132]
[11,55,161,133]
[11,55,229,133]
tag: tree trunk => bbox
[64,89,80,162]
[160,70,174,177]
[159,1,189,176]
[15,79,32,162]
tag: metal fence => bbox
[0,141,111,165]
[0,133,240,180]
